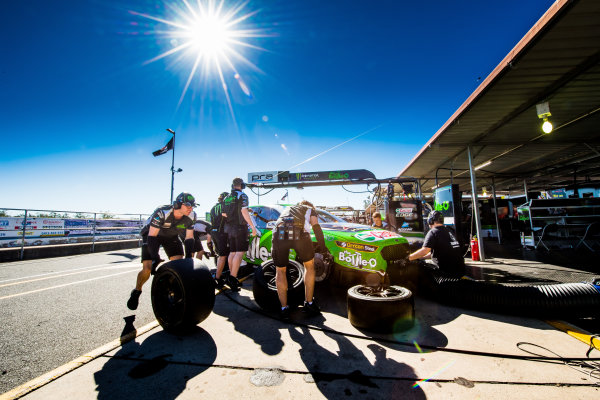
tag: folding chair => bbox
[575,222,600,252]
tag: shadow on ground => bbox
[94,326,216,400]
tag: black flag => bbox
[152,137,174,157]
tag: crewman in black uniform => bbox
[222,178,258,291]
[127,192,197,310]
[272,200,330,320]
[210,192,230,288]
[408,210,465,278]
[190,218,212,260]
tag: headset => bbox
[173,192,197,209]
[231,179,246,190]
[427,210,443,226]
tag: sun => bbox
[130,0,268,119]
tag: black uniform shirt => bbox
[223,190,249,226]
[422,225,465,276]
[141,205,196,238]
[275,204,318,233]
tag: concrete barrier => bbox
[0,239,141,262]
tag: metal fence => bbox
[0,208,150,260]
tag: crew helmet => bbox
[174,192,197,209]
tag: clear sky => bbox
[0,0,555,217]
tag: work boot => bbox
[228,275,241,292]
[302,300,321,315]
[280,306,291,321]
[127,289,142,310]
[215,277,226,289]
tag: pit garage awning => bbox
[399,0,600,196]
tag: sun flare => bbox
[131,0,268,119]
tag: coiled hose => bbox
[423,273,600,318]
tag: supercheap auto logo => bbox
[335,241,378,252]
[354,230,399,242]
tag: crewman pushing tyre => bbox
[127,192,197,310]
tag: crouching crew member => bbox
[127,192,197,310]
[408,210,465,278]
[222,178,258,291]
[188,218,212,260]
[210,192,230,288]
[272,200,330,320]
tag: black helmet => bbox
[218,192,229,202]
[427,210,443,226]
[174,192,197,209]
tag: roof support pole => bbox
[492,177,501,244]
[467,146,485,261]
[524,180,529,202]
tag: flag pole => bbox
[167,128,176,203]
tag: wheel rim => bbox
[153,272,185,326]
[356,286,403,298]
[263,263,302,291]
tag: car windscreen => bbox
[249,206,281,229]
[317,209,345,223]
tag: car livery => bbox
[244,205,411,283]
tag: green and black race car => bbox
[245,204,414,286]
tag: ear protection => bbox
[231,181,246,190]
[427,210,443,226]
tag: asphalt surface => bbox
[0,249,164,394]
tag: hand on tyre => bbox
[323,251,334,264]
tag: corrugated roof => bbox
[399,0,600,194]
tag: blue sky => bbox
[0,0,555,216]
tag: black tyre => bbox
[347,285,414,333]
[151,258,215,334]
[252,259,305,311]
[313,253,332,283]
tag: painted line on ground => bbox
[0,320,160,400]
[0,263,137,288]
[545,319,600,350]
[0,269,137,300]
[0,261,138,284]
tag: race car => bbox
[244,204,412,287]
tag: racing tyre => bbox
[252,259,305,311]
[347,285,414,333]
[313,253,332,283]
[151,258,215,334]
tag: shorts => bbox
[141,234,183,261]
[272,232,314,267]
[193,231,205,253]
[212,230,230,257]
[226,225,249,253]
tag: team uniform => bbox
[222,189,251,252]
[209,200,229,256]
[271,204,318,267]
[190,219,212,253]
[140,205,196,261]
[422,225,465,277]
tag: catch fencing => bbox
[0,208,149,260]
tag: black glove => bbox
[150,258,164,275]
[323,250,334,265]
